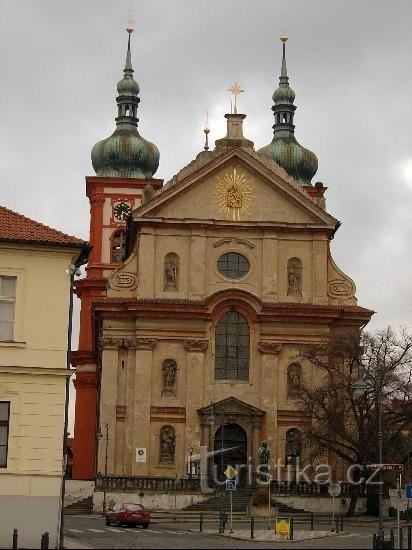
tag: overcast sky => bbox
[1,1,411,430]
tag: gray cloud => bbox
[1,1,411,429]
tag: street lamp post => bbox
[189,447,193,479]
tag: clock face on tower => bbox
[113,202,132,221]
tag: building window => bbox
[111,231,127,263]
[217,252,250,280]
[164,253,179,291]
[0,402,10,468]
[215,311,249,380]
[0,276,16,341]
[287,363,303,399]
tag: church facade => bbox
[72,32,372,484]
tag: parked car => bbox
[105,503,150,528]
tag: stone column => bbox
[123,339,137,474]
[137,229,155,298]
[262,232,278,301]
[189,231,206,300]
[184,340,208,458]
[258,342,283,464]
[98,337,123,475]
[131,339,156,475]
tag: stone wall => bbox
[93,490,206,513]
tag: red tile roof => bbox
[0,205,87,247]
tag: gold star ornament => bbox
[214,168,255,221]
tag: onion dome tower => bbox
[91,29,159,179]
[258,36,318,186]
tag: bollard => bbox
[12,529,18,550]
[250,516,255,540]
[400,527,404,549]
[408,525,412,549]
[340,514,344,532]
[290,517,294,541]
[199,512,203,532]
[218,511,224,534]
[390,528,395,546]
[310,512,314,531]
[40,532,49,550]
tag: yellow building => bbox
[0,206,88,549]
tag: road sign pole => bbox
[398,473,402,548]
[230,490,233,533]
[331,493,335,532]
[268,478,271,530]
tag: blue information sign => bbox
[405,484,412,499]
[226,479,237,491]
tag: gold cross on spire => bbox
[228,81,244,114]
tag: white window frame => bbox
[0,270,25,345]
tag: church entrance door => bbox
[214,423,247,483]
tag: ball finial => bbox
[126,26,134,34]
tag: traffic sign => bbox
[224,465,237,479]
[405,484,412,499]
[328,482,342,497]
[226,479,237,491]
[367,464,404,472]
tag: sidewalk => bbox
[64,536,93,549]
[196,528,343,543]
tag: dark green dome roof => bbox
[259,137,317,185]
[91,31,159,179]
[257,39,318,186]
[91,129,159,179]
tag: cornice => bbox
[0,366,72,377]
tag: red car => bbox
[105,503,150,528]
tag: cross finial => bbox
[203,109,210,151]
[228,81,244,114]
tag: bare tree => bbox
[299,327,412,515]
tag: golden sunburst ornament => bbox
[214,168,255,220]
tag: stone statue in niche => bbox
[164,253,179,291]
[287,258,302,296]
[258,441,271,473]
[159,425,176,465]
[287,363,302,398]
[161,359,177,396]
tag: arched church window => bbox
[111,230,127,263]
[287,363,303,399]
[215,311,249,381]
[159,425,176,465]
[285,428,302,465]
[164,253,179,291]
[287,257,302,296]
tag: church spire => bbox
[257,34,318,186]
[91,29,160,179]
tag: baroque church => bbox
[71,30,372,483]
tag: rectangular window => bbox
[0,401,10,468]
[0,276,16,341]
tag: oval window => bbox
[217,252,250,279]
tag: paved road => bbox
[64,515,396,549]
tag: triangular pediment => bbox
[134,148,338,228]
[198,396,265,418]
